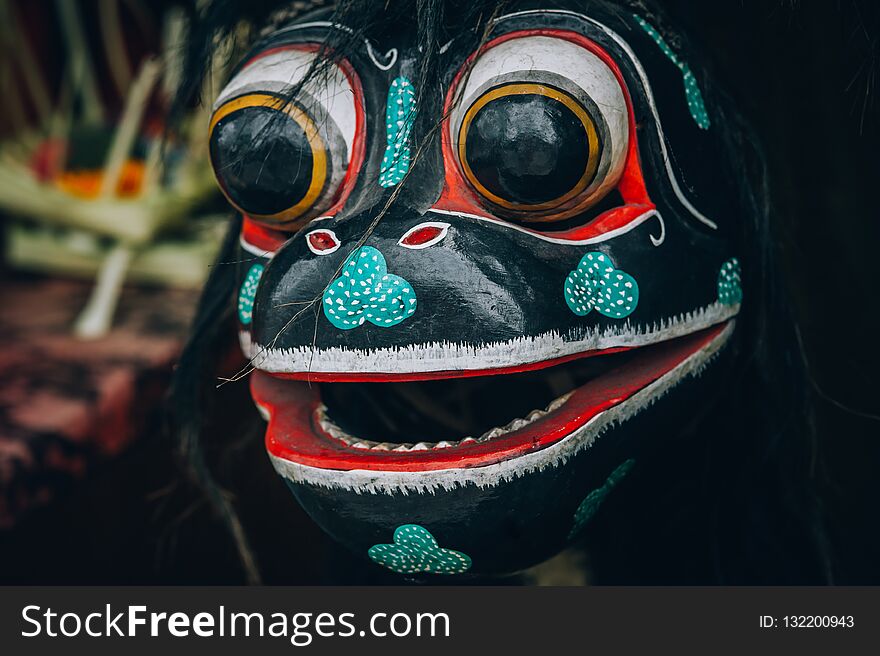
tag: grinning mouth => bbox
[252,320,734,475]
[316,346,644,450]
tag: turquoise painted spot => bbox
[238,263,264,325]
[322,246,416,330]
[633,15,711,130]
[718,257,743,305]
[569,459,636,538]
[378,77,416,187]
[565,251,639,319]
[368,524,472,575]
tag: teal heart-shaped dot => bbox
[323,246,417,330]
[368,524,472,575]
[717,257,742,305]
[569,459,635,539]
[238,263,264,325]
[565,251,639,319]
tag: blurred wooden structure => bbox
[0,0,223,337]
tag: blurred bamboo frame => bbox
[0,0,222,337]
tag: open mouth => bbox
[316,346,644,449]
[252,320,734,476]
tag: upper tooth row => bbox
[315,391,573,452]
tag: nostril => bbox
[398,222,450,249]
[306,229,341,255]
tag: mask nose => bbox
[247,205,588,377]
[301,219,451,257]
[253,208,445,337]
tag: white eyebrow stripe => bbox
[426,207,663,246]
[491,9,718,230]
[272,20,353,34]
[267,21,397,72]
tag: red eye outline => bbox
[434,29,655,242]
[398,222,450,249]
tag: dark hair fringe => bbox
[649,4,832,582]
[168,0,831,583]
[166,211,265,584]
[693,96,832,583]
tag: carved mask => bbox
[208,1,743,577]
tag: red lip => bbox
[253,322,730,472]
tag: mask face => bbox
[209,1,743,577]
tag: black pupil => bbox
[465,92,592,205]
[210,105,315,216]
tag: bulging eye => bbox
[458,83,601,214]
[210,93,333,225]
[450,35,629,224]
[209,49,358,228]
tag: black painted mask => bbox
[209,2,744,577]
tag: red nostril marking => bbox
[398,222,450,249]
[405,226,442,244]
[306,229,341,255]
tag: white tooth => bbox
[256,403,271,421]
[392,444,413,452]
[527,409,545,422]
[482,427,503,440]
[434,441,454,449]
[547,392,573,412]
[371,443,392,451]
[508,418,527,431]
[319,420,345,439]
[351,442,371,449]
[460,437,476,444]
[410,442,430,451]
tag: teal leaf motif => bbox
[569,459,636,538]
[565,251,639,319]
[634,15,711,130]
[238,263,264,325]
[322,246,416,330]
[717,257,742,305]
[368,524,472,575]
[379,77,416,187]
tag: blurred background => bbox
[0,0,877,584]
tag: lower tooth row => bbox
[317,392,573,452]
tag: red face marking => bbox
[398,222,450,249]
[404,226,442,245]
[306,229,341,254]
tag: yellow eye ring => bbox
[457,83,601,215]
[209,93,328,225]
